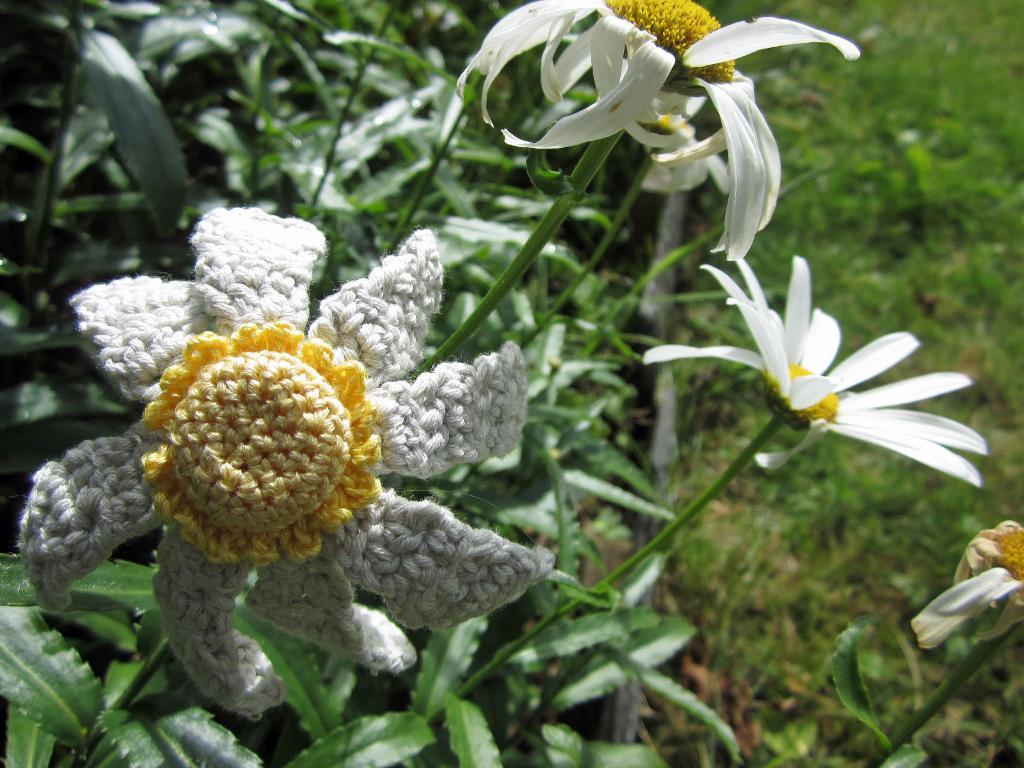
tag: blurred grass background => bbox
[0,0,1021,765]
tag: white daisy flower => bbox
[457,0,859,259]
[912,521,1024,648]
[643,256,988,486]
[640,100,729,194]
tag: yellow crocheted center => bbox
[606,0,735,83]
[997,528,1024,581]
[142,322,381,565]
[767,364,840,424]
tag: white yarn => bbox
[20,208,550,720]
[309,228,443,386]
[19,424,161,610]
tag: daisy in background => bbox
[640,99,729,194]
[457,0,859,260]
[913,521,1024,648]
[643,256,988,485]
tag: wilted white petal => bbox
[800,309,842,374]
[642,159,711,193]
[756,420,828,469]
[552,27,596,97]
[828,422,982,486]
[912,568,1018,648]
[626,121,689,150]
[685,16,860,67]
[736,301,789,393]
[702,80,767,261]
[707,155,729,192]
[788,375,835,410]
[839,372,973,411]
[828,332,920,391]
[644,344,763,369]
[980,601,1024,641]
[731,74,780,228]
[836,409,988,455]
[541,15,578,101]
[654,129,727,165]
[503,40,674,149]
[591,15,632,93]
[784,256,812,364]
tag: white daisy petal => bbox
[735,301,789,392]
[800,309,842,374]
[685,16,861,67]
[737,257,769,315]
[839,372,973,411]
[835,409,988,455]
[980,601,1024,641]
[643,344,763,369]
[503,39,674,149]
[828,422,982,486]
[699,264,758,308]
[552,27,596,97]
[626,121,692,150]
[541,15,579,101]
[707,155,730,193]
[590,15,632,93]
[654,129,727,165]
[784,256,811,364]
[755,420,828,470]
[731,74,781,228]
[828,332,921,391]
[702,80,768,261]
[788,375,835,410]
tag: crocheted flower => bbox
[20,208,553,718]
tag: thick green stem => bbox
[452,415,784,702]
[521,154,652,348]
[417,132,623,373]
[386,104,467,253]
[884,625,1021,756]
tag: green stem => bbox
[386,104,467,253]
[112,639,171,711]
[417,132,623,373]
[310,5,394,207]
[521,154,652,348]
[452,415,784,702]
[884,625,1021,756]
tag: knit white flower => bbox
[913,521,1024,648]
[19,208,553,719]
[457,0,859,259]
[644,256,988,486]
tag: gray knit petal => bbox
[155,529,286,719]
[370,341,527,478]
[189,207,324,334]
[72,277,204,401]
[309,229,443,385]
[19,424,161,611]
[336,490,554,630]
[246,538,415,674]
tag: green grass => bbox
[648,0,1024,764]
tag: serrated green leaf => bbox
[832,616,891,751]
[63,610,137,652]
[0,554,157,612]
[82,30,185,232]
[0,607,102,746]
[445,697,502,768]
[620,553,665,608]
[617,656,740,764]
[879,744,928,768]
[286,712,435,768]
[92,708,261,768]
[235,607,340,739]
[0,125,51,162]
[5,706,57,768]
[582,742,668,768]
[512,608,659,666]
[412,617,487,720]
[562,470,673,522]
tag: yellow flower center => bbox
[997,528,1024,581]
[606,0,735,83]
[142,322,381,565]
[766,364,840,425]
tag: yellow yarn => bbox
[143,322,381,564]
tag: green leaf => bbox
[0,290,28,329]
[0,554,157,612]
[0,125,51,162]
[0,380,127,429]
[546,570,620,609]
[412,617,487,720]
[832,617,891,751]
[91,708,261,768]
[445,697,502,768]
[618,657,741,764]
[562,470,673,522]
[285,712,435,768]
[512,608,659,666]
[235,607,340,739]
[620,553,665,608]
[5,706,57,768]
[82,30,185,232]
[0,329,83,357]
[878,744,928,768]
[0,607,102,746]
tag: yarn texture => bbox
[19,208,553,719]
